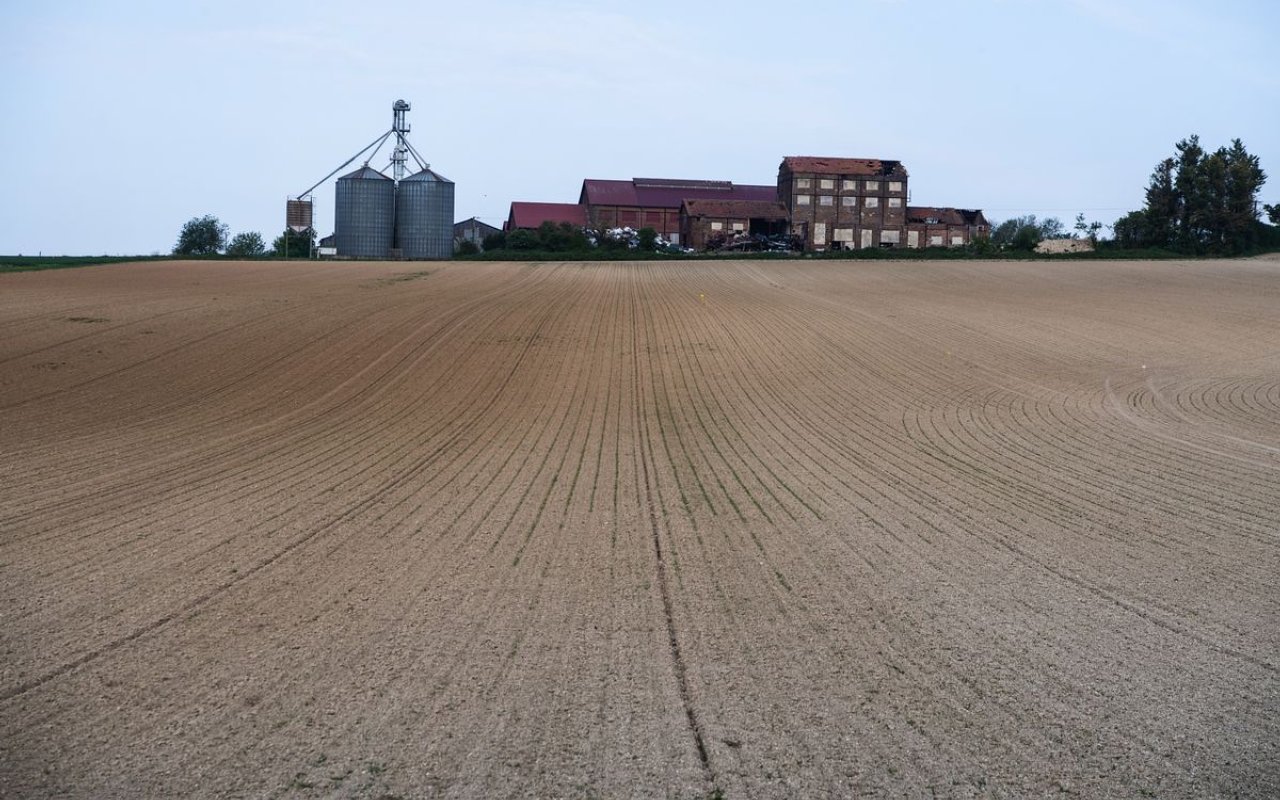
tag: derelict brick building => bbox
[679,200,790,251]
[505,155,988,252]
[779,157,910,250]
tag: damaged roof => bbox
[580,178,777,208]
[780,157,908,178]
[907,206,989,226]
[680,199,790,219]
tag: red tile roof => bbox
[507,202,588,230]
[580,178,777,209]
[780,157,908,178]
[681,199,789,219]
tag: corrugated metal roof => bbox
[780,157,908,178]
[580,178,777,209]
[402,167,453,183]
[681,199,789,219]
[508,202,588,229]
[338,166,392,181]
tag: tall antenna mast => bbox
[391,99,411,183]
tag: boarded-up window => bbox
[842,180,857,191]
[908,230,920,248]
[669,232,680,244]
[841,196,856,206]
[888,181,903,192]
[820,179,835,190]
[732,222,745,231]
[819,195,834,206]
[860,229,873,249]
[833,228,854,242]
[866,180,880,191]
[797,195,811,206]
[796,178,811,188]
[951,235,964,246]
[814,223,827,243]
[882,230,901,244]
[865,197,879,208]
[710,221,723,231]
[888,198,902,208]
[929,235,944,246]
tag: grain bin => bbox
[395,168,455,259]
[335,166,394,258]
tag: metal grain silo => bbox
[395,168,455,259]
[335,166,394,258]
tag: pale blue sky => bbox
[3,0,1278,255]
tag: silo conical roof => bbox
[401,167,453,184]
[339,166,392,181]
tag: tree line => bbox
[173,215,315,258]
[1113,135,1272,254]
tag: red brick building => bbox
[579,178,776,245]
[779,157,910,251]
[905,206,990,248]
[679,199,790,251]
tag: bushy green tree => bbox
[1119,135,1267,253]
[174,215,229,255]
[481,231,506,251]
[990,215,1061,251]
[226,231,265,257]
[637,227,658,251]
[1074,213,1103,246]
[534,221,589,252]
[456,240,480,255]
[272,228,316,257]
[505,229,539,251]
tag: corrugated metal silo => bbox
[395,168,455,259]
[335,166,394,258]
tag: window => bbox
[732,222,745,231]
[951,236,964,246]
[888,181,902,192]
[888,198,902,208]
[669,232,680,244]
[833,228,854,242]
[929,235,944,246]
[797,195,812,206]
[842,180,857,191]
[819,195,834,206]
[820,179,835,190]
[865,197,879,208]
[841,196,856,207]
[710,221,723,231]
[865,180,880,191]
[813,222,827,243]
[881,230,900,244]
[796,178,811,189]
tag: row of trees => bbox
[1112,135,1270,254]
[475,222,663,254]
[986,135,1273,257]
[173,215,315,257]
[986,213,1104,252]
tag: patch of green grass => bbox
[0,255,171,273]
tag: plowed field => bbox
[1,258,1277,798]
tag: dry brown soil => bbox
[1,258,1277,798]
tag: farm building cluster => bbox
[505,156,989,252]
